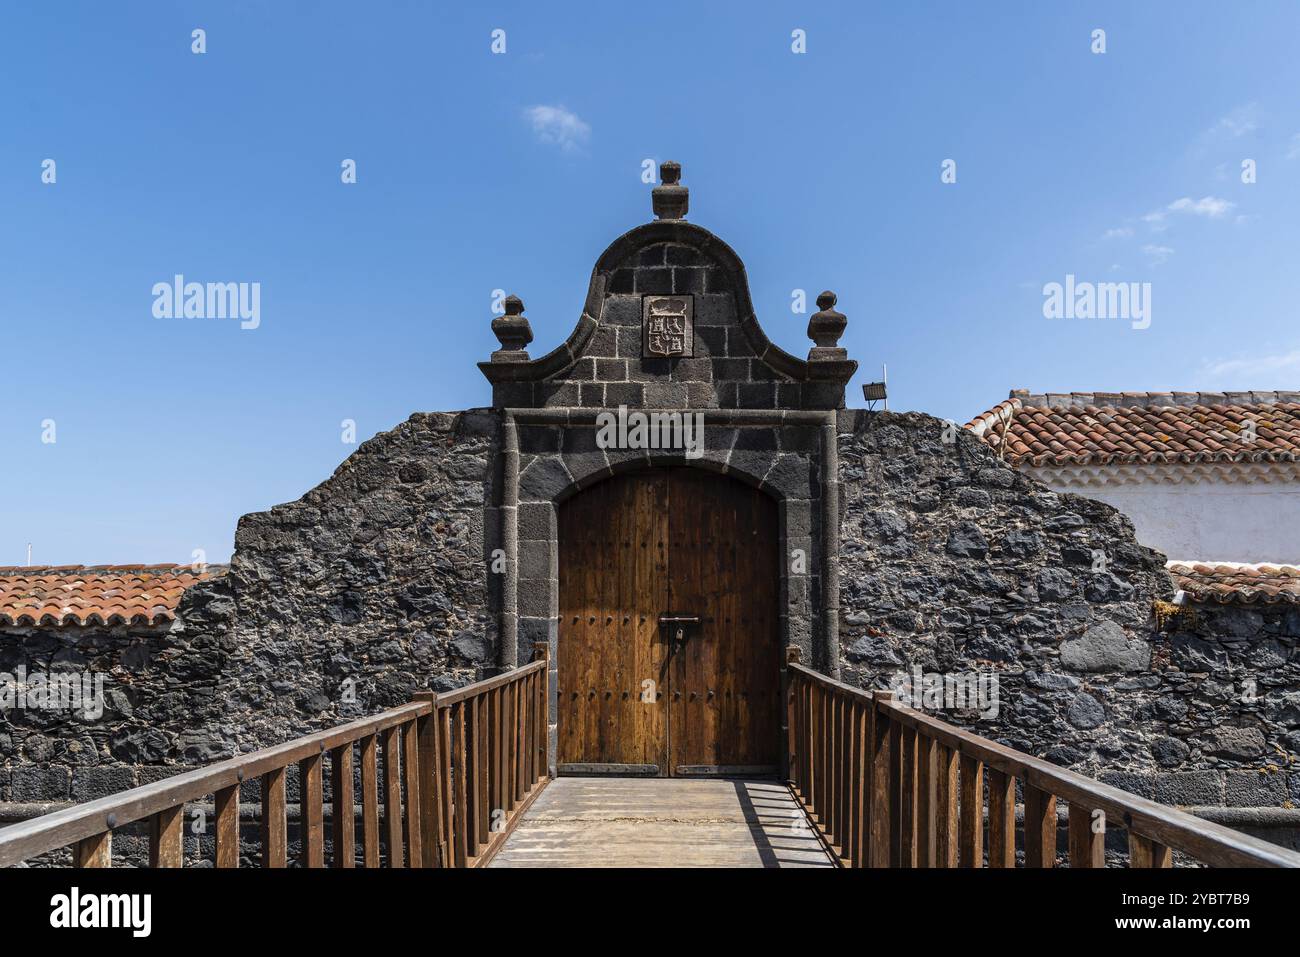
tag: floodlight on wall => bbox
[862,364,887,411]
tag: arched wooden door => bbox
[557,468,781,776]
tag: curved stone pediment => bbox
[479,163,857,410]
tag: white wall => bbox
[1034,472,1300,564]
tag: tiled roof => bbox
[1167,561,1300,606]
[966,390,1300,467]
[0,564,224,626]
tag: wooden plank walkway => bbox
[489,777,835,868]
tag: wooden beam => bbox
[1069,803,1105,868]
[149,805,183,868]
[261,767,287,868]
[331,745,355,868]
[299,753,324,868]
[214,784,239,868]
[867,692,893,867]
[360,734,380,867]
[75,830,111,868]
[987,769,1015,868]
[413,693,442,868]
[899,725,918,867]
[381,726,403,867]
[934,744,959,867]
[402,720,423,867]
[1022,784,1056,868]
[958,754,983,868]
[1129,831,1173,868]
[917,734,936,868]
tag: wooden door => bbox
[557,468,780,777]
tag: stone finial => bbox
[490,295,533,362]
[652,161,689,220]
[806,290,848,362]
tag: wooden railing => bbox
[785,654,1300,868]
[0,642,550,869]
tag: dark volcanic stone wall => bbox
[208,409,499,756]
[837,409,1300,809]
[0,410,499,814]
[0,606,231,807]
[6,405,1297,824]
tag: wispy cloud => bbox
[522,104,590,152]
[1142,195,1235,228]
[1203,103,1259,141]
[1202,348,1300,381]
[1287,133,1300,160]
[1102,226,1133,240]
[1141,244,1174,266]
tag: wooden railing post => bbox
[534,641,550,781]
[958,754,983,868]
[75,830,112,867]
[867,690,893,867]
[402,719,423,866]
[452,701,470,867]
[214,783,240,868]
[149,805,184,868]
[1023,783,1056,868]
[330,744,355,868]
[1129,831,1172,868]
[900,724,918,867]
[261,766,287,868]
[414,693,443,868]
[917,734,936,868]
[935,744,959,867]
[783,647,800,783]
[381,726,403,866]
[852,698,868,867]
[987,769,1015,867]
[1069,803,1105,868]
[360,734,380,867]
[300,750,324,867]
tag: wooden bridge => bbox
[2,643,1298,870]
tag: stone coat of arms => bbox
[642,295,693,358]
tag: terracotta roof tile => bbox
[0,564,226,627]
[966,390,1300,467]
[1167,561,1300,606]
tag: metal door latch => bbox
[658,613,700,643]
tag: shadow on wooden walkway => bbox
[489,777,834,868]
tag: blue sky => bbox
[3,1,1299,563]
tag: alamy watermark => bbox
[1,666,105,720]
[152,275,260,330]
[890,665,1000,720]
[1042,274,1150,330]
[595,405,704,459]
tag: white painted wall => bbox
[1032,472,1300,564]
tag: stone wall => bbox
[0,610,231,807]
[0,410,500,807]
[6,405,1297,823]
[836,409,1300,810]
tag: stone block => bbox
[1224,770,1287,807]
[518,456,572,503]
[1154,771,1224,806]
[601,295,641,326]
[1059,620,1150,672]
[643,382,688,408]
[517,539,554,581]
[11,767,71,802]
